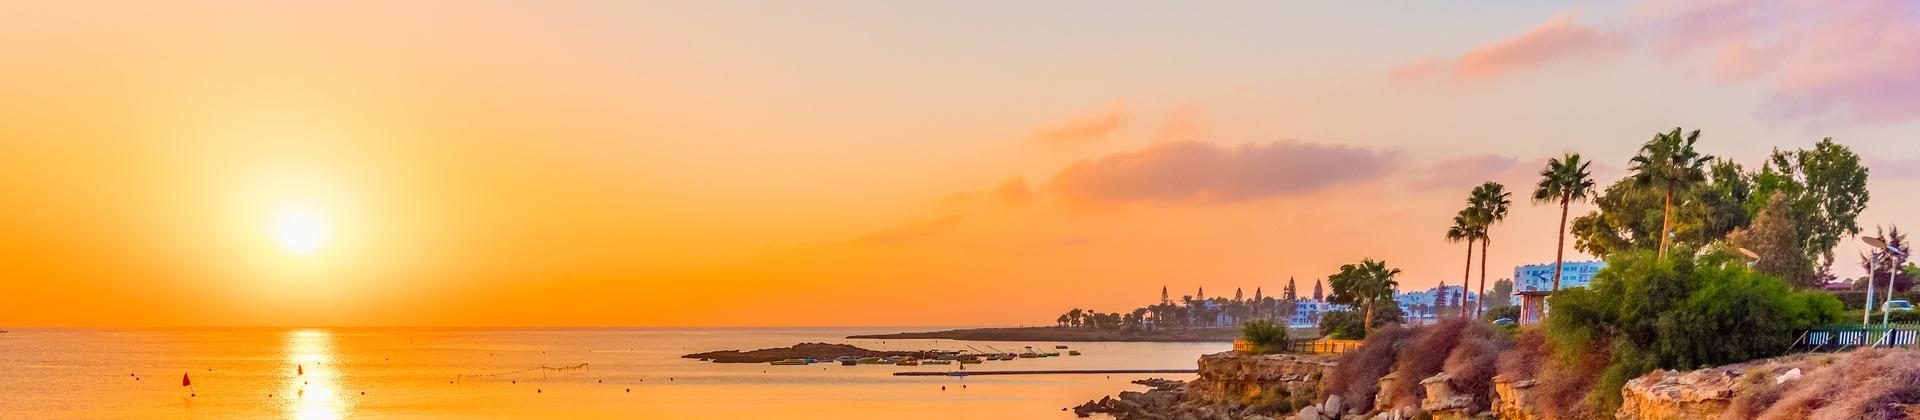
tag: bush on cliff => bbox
[1319,324,1414,411]
[1240,320,1289,354]
[1319,305,1403,340]
[1385,319,1470,409]
[1543,248,1845,413]
[1439,320,1505,413]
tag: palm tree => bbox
[1628,128,1711,257]
[1328,259,1402,335]
[1445,210,1480,318]
[1534,153,1595,292]
[1468,182,1511,319]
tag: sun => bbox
[274,208,328,255]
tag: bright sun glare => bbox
[275,208,328,255]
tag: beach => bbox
[0,328,1222,419]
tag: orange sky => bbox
[5,1,1920,327]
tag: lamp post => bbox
[1882,244,1907,327]
[1864,236,1887,328]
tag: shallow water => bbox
[0,328,1222,419]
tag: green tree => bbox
[1728,192,1816,287]
[1627,128,1712,257]
[1534,152,1596,291]
[1468,182,1511,318]
[1487,278,1513,308]
[1753,138,1870,269]
[1545,249,1843,412]
[1327,259,1402,336]
[1446,209,1482,318]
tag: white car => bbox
[1885,300,1914,312]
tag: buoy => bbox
[625,389,630,392]
[536,389,542,393]
[941,386,946,390]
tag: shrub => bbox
[1480,304,1520,322]
[1319,325,1414,409]
[1440,321,1506,413]
[1386,319,1469,408]
[1319,305,1405,340]
[1241,320,1289,354]
[1543,249,1846,413]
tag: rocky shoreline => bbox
[849,326,1244,342]
[681,342,936,363]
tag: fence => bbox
[1796,324,1920,351]
[1283,338,1363,355]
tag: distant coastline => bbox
[848,326,1249,342]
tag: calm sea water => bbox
[0,328,1222,419]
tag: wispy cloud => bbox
[1394,9,1628,81]
[1031,101,1127,144]
[1409,154,1519,190]
[1640,0,1920,122]
[1048,140,1397,203]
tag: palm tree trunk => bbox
[1364,300,1374,336]
[1476,237,1489,319]
[1660,187,1674,257]
[1553,198,1569,291]
[1460,239,1474,319]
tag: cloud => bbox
[1640,0,1920,122]
[1395,9,1629,80]
[1031,101,1127,144]
[1048,140,1397,203]
[1868,157,1920,180]
[851,216,964,246]
[1410,154,1519,190]
[993,176,1034,205]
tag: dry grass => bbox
[1496,328,1550,381]
[1320,324,1415,410]
[1386,319,1470,408]
[1756,348,1920,420]
[1534,341,1610,419]
[1442,321,1505,413]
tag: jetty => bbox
[894,369,1196,377]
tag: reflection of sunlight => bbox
[283,329,351,420]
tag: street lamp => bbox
[1864,236,1887,328]
[1880,243,1907,327]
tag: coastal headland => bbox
[682,342,938,363]
[848,326,1257,342]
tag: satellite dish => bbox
[1737,247,1760,261]
[1864,236,1890,249]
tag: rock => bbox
[1418,372,1475,419]
[1774,368,1801,384]
[1324,394,1345,417]
[1491,375,1541,420]
[1295,405,1322,420]
[1617,367,1743,419]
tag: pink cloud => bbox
[1456,10,1630,79]
[1643,0,1920,121]
[1048,141,1397,203]
[1031,101,1126,144]
[1409,154,1518,190]
[993,176,1034,205]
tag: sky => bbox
[4,0,1920,327]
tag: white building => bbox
[1513,260,1606,292]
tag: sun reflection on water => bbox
[283,329,351,419]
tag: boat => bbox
[896,359,920,366]
[1054,345,1069,349]
[1068,350,1081,356]
[769,359,810,366]
[833,356,858,363]
[881,356,905,364]
[841,359,858,366]
[1019,347,1039,358]
[921,359,952,365]
[957,358,982,364]
[857,357,885,364]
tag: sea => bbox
[0,328,1224,419]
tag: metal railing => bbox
[1795,324,1920,351]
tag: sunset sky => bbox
[5,0,1920,327]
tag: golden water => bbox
[0,328,1219,418]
